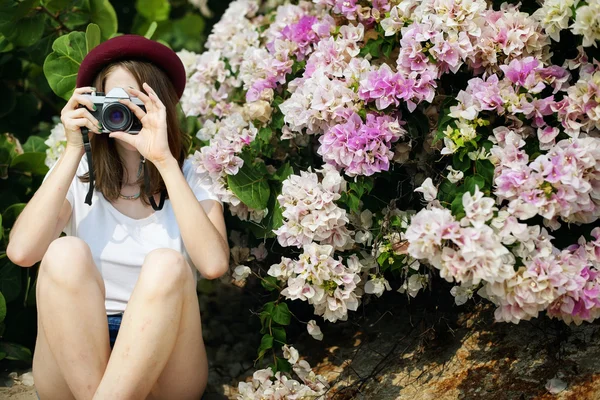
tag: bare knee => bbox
[139,249,193,296]
[40,237,97,290]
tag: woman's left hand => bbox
[108,82,173,165]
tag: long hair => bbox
[80,59,190,205]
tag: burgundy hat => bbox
[76,34,186,99]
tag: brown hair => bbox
[81,59,191,205]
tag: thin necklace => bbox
[119,160,143,201]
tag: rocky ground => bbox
[3,279,600,399]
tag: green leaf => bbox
[0,213,3,241]
[451,192,466,219]
[0,351,5,361]
[42,0,72,13]
[227,162,271,210]
[22,136,48,153]
[10,152,49,175]
[272,302,291,326]
[464,175,486,195]
[0,34,14,53]
[0,291,6,323]
[144,21,158,39]
[89,0,117,40]
[58,0,91,30]
[261,276,279,292]
[272,163,293,182]
[0,341,32,362]
[272,326,286,345]
[0,260,22,303]
[257,334,274,359]
[43,31,87,100]
[2,203,26,228]
[0,80,16,118]
[0,0,46,47]
[23,31,58,65]
[347,192,360,213]
[136,0,170,22]
[475,159,495,186]
[275,357,292,373]
[452,152,471,172]
[258,127,273,143]
[85,23,101,53]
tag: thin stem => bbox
[36,6,72,33]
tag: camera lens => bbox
[102,103,132,132]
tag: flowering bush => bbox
[45,0,600,396]
[172,0,600,395]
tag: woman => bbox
[6,35,229,399]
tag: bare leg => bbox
[34,237,111,400]
[93,249,207,400]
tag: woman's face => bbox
[104,66,140,153]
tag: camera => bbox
[80,87,145,134]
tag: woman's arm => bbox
[8,86,101,267]
[155,157,229,279]
[109,83,229,279]
[7,146,82,267]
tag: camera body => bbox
[80,87,145,134]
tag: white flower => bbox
[398,274,428,298]
[446,166,464,183]
[364,275,392,297]
[307,320,324,341]
[450,284,477,306]
[233,265,251,282]
[44,121,66,168]
[414,177,438,202]
[283,344,299,365]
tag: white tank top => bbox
[43,155,221,315]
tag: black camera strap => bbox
[81,127,95,206]
[142,155,166,211]
[81,128,166,211]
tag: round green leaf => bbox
[0,260,22,303]
[43,31,87,100]
[0,291,6,323]
[85,22,101,53]
[5,12,46,48]
[10,152,49,175]
[89,0,117,40]
[0,341,32,362]
[2,203,26,229]
[136,0,170,22]
[22,136,49,153]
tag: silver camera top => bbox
[104,87,130,99]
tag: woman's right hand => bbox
[60,86,102,152]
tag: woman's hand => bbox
[108,82,174,165]
[60,86,102,153]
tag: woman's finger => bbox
[66,107,101,128]
[74,86,96,94]
[65,117,101,134]
[64,93,97,113]
[142,82,165,111]
[125,86,154,113]
[117,98,147,122]
[108,131,137,148]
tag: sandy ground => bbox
[0,385,37,399]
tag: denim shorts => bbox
[107,313,123,349]
[36,314,122,399]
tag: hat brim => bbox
[76,34,186,99]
